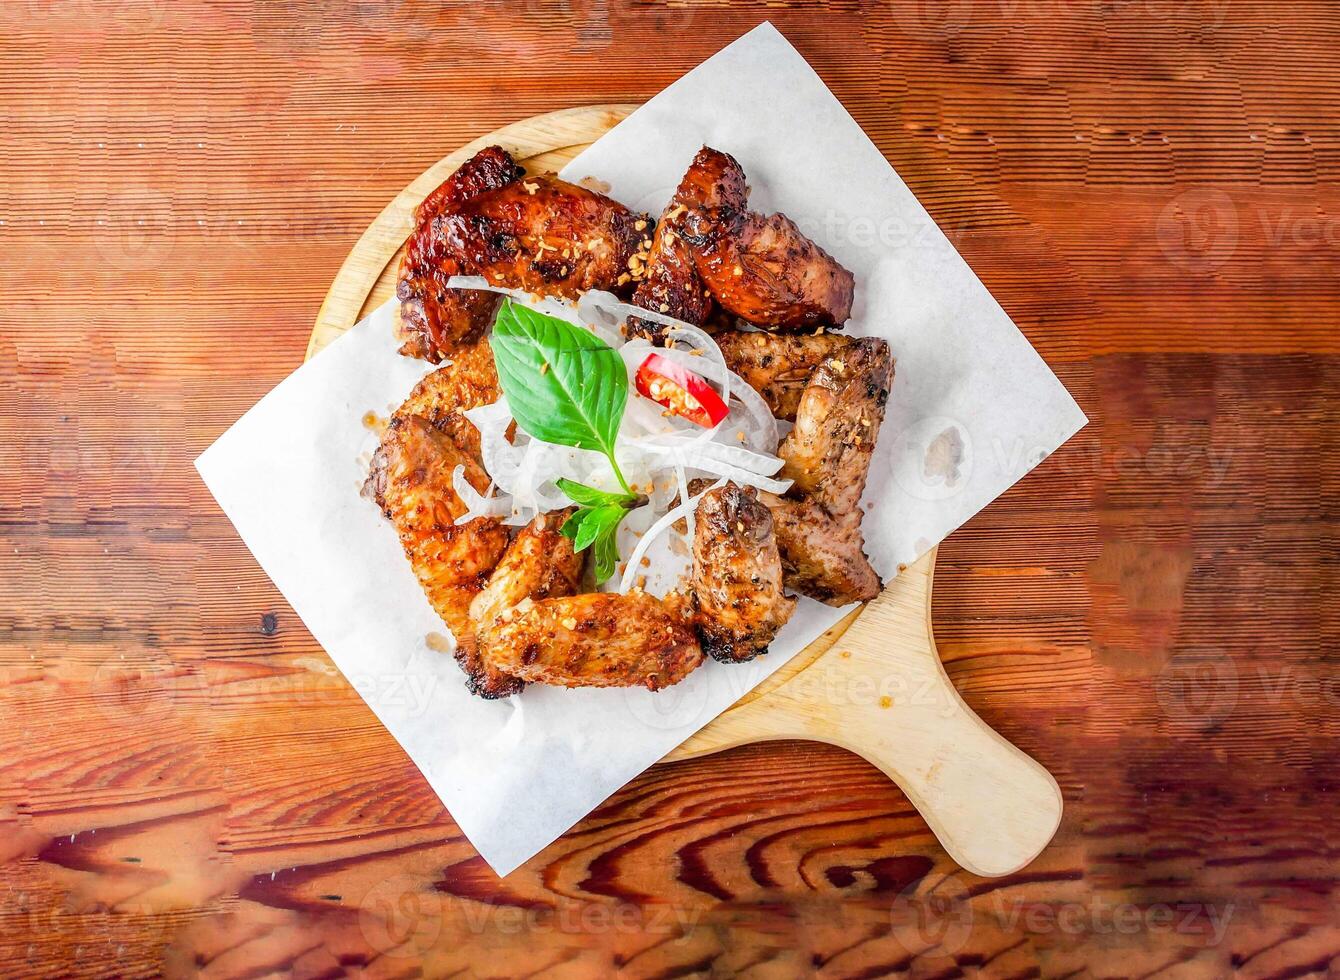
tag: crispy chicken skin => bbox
[397,145,651,362]
[480,591,704,691]
[462,509,585,699]
[716,330,855,421]
[391,338,499,462]
[628,147,748,340]
[681,206,855,331]
[688,484,796,662]
[779,337,894,516]
[396,147,521,362]
[760,493,882,605]
[364,415,511,650]
[762,337,895,606]
[367,339,514,686]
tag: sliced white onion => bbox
[617,479,726,595]
[447,286,799,592]
[722,368,779,453]
[446,275,622,346]
[577,290,699,336]
[451,465,512,524]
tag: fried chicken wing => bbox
[755,337,894,606]
[364,415,510,648]
[461,509,585,698]
[396,147,521,362]
[682,206,855,331]
[398,146,651,362]
[391,338,499,462]
[628,147,748,340]
[688,483,795,662]
[479,591,704,691]
[716,330,855,421]
[779,337,894,516]
[367,340,516,684]
[760,493,882,605]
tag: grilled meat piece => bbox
[397,145,651,362]
[364,415,511,651]
[396,147,521,362]
[367,340,516,685]
[779,337,894,516]
[479,591,704,691]
[391,338,499,463]
[688,483,795,662]
[716,330,854,421]
[463,509,585,699]
[761,493,882,605]
[628,147,748,340]
[756,336,894,607]
[681,205,855,331]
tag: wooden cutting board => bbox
[308,105,1063,878]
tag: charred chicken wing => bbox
[398,146,652,362]
[364,415,510,653]
[681,206,855,331]
[688,483,796,662]
[716,330,855,421]
[779,337,894,516]
[628,147,748,340]
[479,591,704,691]
[390,338,499,462]
[761,493,882,605]
[765,337,895,606]
[463,509,585,699]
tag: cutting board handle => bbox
[667,549,1063,877]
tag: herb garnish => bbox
[490,300,637,582]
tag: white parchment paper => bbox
[196,22,1086,876]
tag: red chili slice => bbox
[635,352,730,428]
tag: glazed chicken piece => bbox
[716,330,855,421]
[681,205,854,332]
[364,415,510,651]
[397,145,651,362]
[627,147,748,340]
[687,483,796,662]
[479,591,704,691]
[462,509,585,699]
[629,145,854,337]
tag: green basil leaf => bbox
[557,499,629,583]
[556,477,635,508]
[491,300,628,463]
[559,507,590,542]
[571,504,621,553]
[594,523,623,583]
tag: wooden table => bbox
[3,2,1335,976]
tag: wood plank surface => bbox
[2,2,1336,977]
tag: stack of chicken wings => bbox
[368,145,894,698]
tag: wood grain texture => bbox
[2,1,1336,977]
